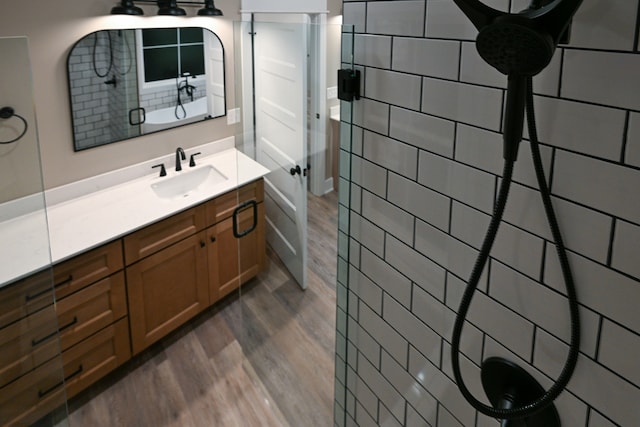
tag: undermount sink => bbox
[151,165,228,199]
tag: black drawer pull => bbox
[54,275,73,288]
[26,274,72,301]
[32,316,78,347]
[38,364,83,398]
[25,286,52,302]
[232,200,258,238]
[210,236,216,243]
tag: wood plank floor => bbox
[66,191,339,427]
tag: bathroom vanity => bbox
[0,139,268,426]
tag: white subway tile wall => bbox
[335,1,640,426]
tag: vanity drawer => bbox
[0,356,67,427]
[0,269,54,329]
[53,240,124,299]
[0,304,60,388]
[124,205,206,265]
[56,271,127,352]
[206,179,264,226]
[62,317,131,400]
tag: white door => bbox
[253,18,309,289]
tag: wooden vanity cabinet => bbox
[125,179,266,353]
[0,240,130,426]
[0,179,266,424]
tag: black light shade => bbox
[157,0,186,15]
[111,0,143,15]
[198,0,223,16]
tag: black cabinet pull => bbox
[38,365,83,398]
[32,316,78,347]
[54,275,73,288]
[26,274,72,301]
[25,286,51,302]
[233,200,258,239]
[200,241,206,248]
[210,236,216,243]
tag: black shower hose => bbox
[450,77,581,420]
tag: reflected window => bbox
[141,28,205,83]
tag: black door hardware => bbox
[233,200,258,239]
[337,69,361,102]
[129,107,146,126]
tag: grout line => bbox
[606,218,616,268]
[621,110,630,164]
[594,315,604,361]
[530,325,538,364]
[634,2,640,52]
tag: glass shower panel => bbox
[334,23,355,427]
[231,18,354,426]
[0,37,69,426]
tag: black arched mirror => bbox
[67,27,226,151]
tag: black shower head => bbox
[452,0,583,76]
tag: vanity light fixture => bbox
[157,0,186,15]
[111,0,144,15]
[198,0,223,16]
[110,1,223,16]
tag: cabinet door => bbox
[126,233,209,354]
[209,202,265,303]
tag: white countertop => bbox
[0,138,270,286]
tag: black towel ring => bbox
[0,106,29,144]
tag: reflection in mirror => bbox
[67,27,226,151]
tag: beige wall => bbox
[0,37,43,202]
[0,0,242,189]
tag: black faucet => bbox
[175,147,186,171]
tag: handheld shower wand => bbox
[449,0,584,425]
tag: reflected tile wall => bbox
[336,0,640,426]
